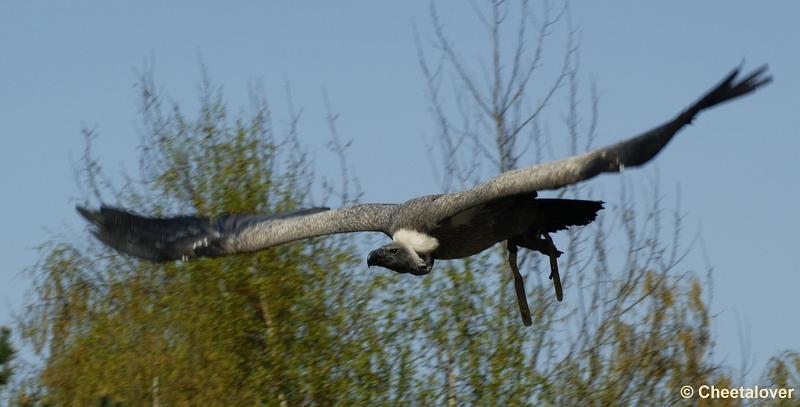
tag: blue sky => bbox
[2,1,798,383]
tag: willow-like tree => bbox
[403,1,749,405]
[16,61,402,405]
[0,326,14,391]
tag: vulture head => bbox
[367,228,439,276]
[366,243,434,276]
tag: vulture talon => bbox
[507,243,532,326]
[542,233,563,302]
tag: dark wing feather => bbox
[426,64,771,221]
[78,203,396,262]
[529,199,604,233]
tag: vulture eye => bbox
[389,248,399,254]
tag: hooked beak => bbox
[366,248,383,267]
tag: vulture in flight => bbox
[78,65,771,326]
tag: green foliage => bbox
[17,64,398,406]
[0,326,14,389]
[761,351,800,407]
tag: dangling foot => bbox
[506,242,532,326]
[541,233,563,301]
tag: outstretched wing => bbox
[427,64,772,221]
[78,203,397,262]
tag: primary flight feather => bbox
[78,64,772,326]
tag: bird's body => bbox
[426,197,601,260]
[78,64,772,325]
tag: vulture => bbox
[78,64,771,326]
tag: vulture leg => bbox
[510,229,564,302]
[541,233,563,302]
[506,242,533,326]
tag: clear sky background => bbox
[2,1,798,384]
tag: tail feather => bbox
[532,199,604,233]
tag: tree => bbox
[410,1,736,405]
[16,61,395,406]
[757,351,800,407]
[0,326,14,389]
